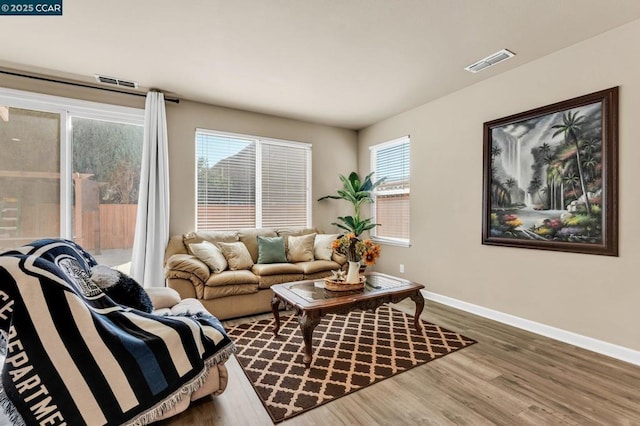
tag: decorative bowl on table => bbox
[323,275,366,292]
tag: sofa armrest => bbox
[165,254,211,283]
[147,287,181,310]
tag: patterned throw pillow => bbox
[89,265,153,313]
[217,242,254,270]
[287,233,316,262]
[189,240,228,273]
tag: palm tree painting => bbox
[482,87,619,256]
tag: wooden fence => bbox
[79,204,137,251]
[0,203,137,252]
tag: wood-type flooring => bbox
[159,299,640,425]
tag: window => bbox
[370,136,410,245]
[0,88,144,265]
[71,117,143,262]
[196,129,311,230]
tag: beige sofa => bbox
[164,227,345,319]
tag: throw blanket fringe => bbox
[125,342,235,426]
[0,332,24,426]
[0,386,25,426]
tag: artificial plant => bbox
[318,171,385,237]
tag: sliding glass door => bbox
[0,88,144,266]
[71,117,143,265]
[0,107,61,248]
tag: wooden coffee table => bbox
[270,272,425,367]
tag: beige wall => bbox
[359,20,640,351]
[166,100,357,236]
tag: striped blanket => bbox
[0,239,235,425]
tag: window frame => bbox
[369,135,411,247]
[195,128,312,230]
[0,87,144,239]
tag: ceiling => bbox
[2,0,640,130]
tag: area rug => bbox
[227,305,476,423]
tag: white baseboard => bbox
[422,290,640,367]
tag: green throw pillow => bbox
[257,236,287,264]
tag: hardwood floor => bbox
[0,301,634,425]
[159,300,640,425]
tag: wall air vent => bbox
[464,49,515,73]
[94,74,139,89]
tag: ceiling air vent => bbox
[465,49,515,73]
[94,74,139,89]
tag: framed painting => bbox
[482,87,618,256]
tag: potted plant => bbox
[318,171,385,237]
[319,172,385,283]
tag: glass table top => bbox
[287,274,413,302]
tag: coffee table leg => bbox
[271,296,281,336]
[410,291,425,331]
[298,310,321,367]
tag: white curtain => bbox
[131,91,170,287]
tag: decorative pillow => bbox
[217,242,254,270]
[89,265,153,313]
[189,240,228,273]
[287,233,316,262]
[314,233,339,261]
[257,236,288,264]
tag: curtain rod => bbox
[0,67,180,104]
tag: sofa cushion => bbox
[276,227,319,239]
[297,260,343,275]
[252,262,303,276]
[257,236,288,264]
[204,283,258,299]
[257,274,305,289]
[238,228,278,262]
[287,233,316,262]
[184,230,239,253]
[165,235,189,263]
[189,240,228,273]
[205,270,260,287]
[314,233,339,261]
[218,242,254,270]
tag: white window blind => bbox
[196,130,311,230]
[261,142,310,228]
[371,136,410,244]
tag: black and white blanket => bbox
[0,239,235,425]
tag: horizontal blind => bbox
[261,142,309,228]
[196,132,256,230]
[372,136,410,241]
[196,130,311,230]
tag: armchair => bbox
[0,239,235,425]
